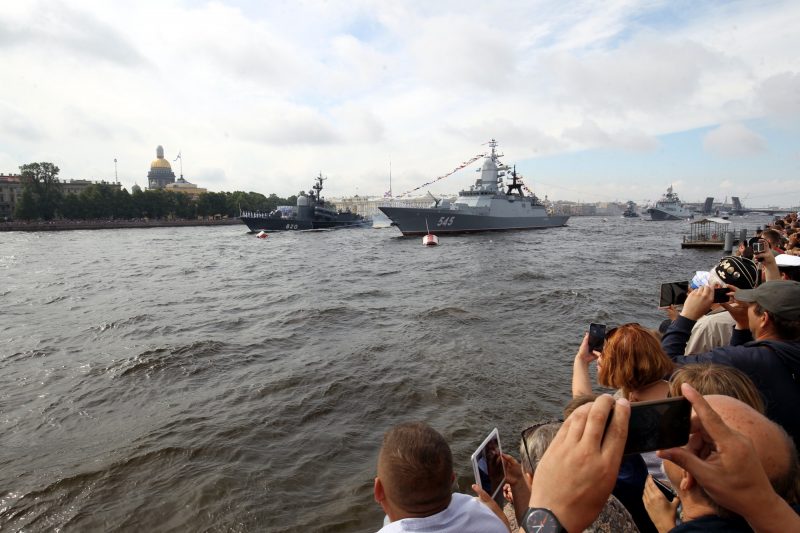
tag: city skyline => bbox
[1,1,798,208]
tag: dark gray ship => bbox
[379,140,569,236]
[240,174,369,232]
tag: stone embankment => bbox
[0,218,243,232]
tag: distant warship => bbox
[240,174,369,232]
[647,186,693,221]
[379,140,569,236]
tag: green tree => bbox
[14,188,38,220]
[19,162,63,220]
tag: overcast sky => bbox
[1,0,799,207]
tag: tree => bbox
[14,188,38,220]
[19,162,63,220]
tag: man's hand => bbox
[657,384,799,532]
[642,476,678,533]
[530,395,629,533]
[680,285,714,321]
[756,246,780,281]
[472,484,512,532]
[720,286,750,329]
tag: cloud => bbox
[703,123,767,157]
[757,71,800,119]
[0,0,145,67]
[562,119,658,152]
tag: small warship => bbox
[379,140,569,236]
[622,201,640,218]
[240,174,369,232]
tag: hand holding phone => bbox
[587,323,606,352]
[471,429,507,506]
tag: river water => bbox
[0,214,774,532]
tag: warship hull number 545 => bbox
[379,140,569,236]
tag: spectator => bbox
[373,421,509,533]
[504,421,637,533]
[684,256,759,354]
[668,363,764,413]
[661,281,800,449]
[643,394,798,532]
[572,323,673,401]
[523,386,800,533]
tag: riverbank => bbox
[0,218,243,232]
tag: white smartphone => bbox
[470,428,506,504]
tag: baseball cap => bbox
[734,281,800,320]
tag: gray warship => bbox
[379,140,569,236]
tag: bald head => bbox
[704,395,794,484]
[666,394,797,514]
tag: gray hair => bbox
[519,422,561,476]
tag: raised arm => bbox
[572,333,597,398]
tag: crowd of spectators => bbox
[370,215,800,533]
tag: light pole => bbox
[114,158,118,184]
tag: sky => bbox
[1,0,799,208]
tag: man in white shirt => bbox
[374,422,509,533]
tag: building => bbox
[147,145,176,190]
[330,195,445,217]
[165,176,207,198]
[62,179,121,196]
[0,173,21,220]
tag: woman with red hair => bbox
[572,323,674,402]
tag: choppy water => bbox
[0,215,773,532]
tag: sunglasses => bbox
[520,419,563,474]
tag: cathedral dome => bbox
[151,158,172,170]
[150,145,172,170]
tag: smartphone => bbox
[753,240,766,254]
[588,323,606,352]
[652,476,676,502]
[624,397,691,455]
[471,428,506,505]
[713,287,730,303]
[659,281,689,307]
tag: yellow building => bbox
[165,176,207,198]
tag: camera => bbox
[753,241,766,253]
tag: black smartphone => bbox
[624,396,691,455]
[713,287,730,304]
[652,476,676,502]
[659,281,689,307]
[752,240,766,254]
[588,323,606,352]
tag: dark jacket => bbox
[662,316,800,449]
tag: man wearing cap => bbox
[684,256,760,355]
[662,280,800,449]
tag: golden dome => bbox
[151,157,172,170]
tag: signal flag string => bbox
[390,152,486,198]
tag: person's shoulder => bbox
[668,514,752,532]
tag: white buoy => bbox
[423,233,439,246]
[256,231,268,239]
[422,219,439,246]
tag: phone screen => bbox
[588,323,606,352]
[471,429,506,504]
[659,281,689,307]
[623,397,691,455]
[713,287,730,304]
